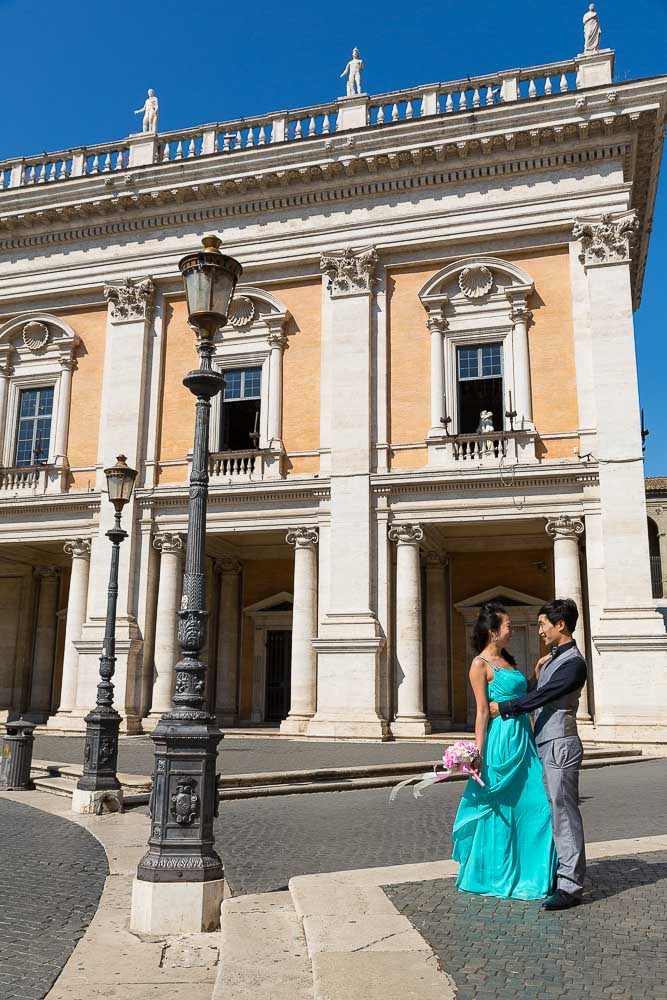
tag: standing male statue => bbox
[583,4,601,53]
[134,89,159,133]
[340,48,364,97]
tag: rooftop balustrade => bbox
[0,51,612,192]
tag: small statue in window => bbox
[477,410,495,434]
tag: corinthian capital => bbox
[388,523,424,545]
[573,212,639,267]
[546,515,585,541]
[104,276,155,322]
[320,246,378,297]
[286,526,319,549]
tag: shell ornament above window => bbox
[458,265,493,299]
[227,296,256,328]
[22,320,50,350]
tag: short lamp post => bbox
[73,455,137,815]
[131,235,242,934]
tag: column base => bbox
[46,711,87,733]
[130,877,225,934]
[72,787,123,815]
[280,715,312,736]
[141,712,168,733]
[391,717,432,738]
[306,716,389,740]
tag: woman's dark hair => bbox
[472,602,516,665]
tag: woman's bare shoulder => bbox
[469,655,490,675]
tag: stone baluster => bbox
[215,557,242,725]
[145,533,184,728]
[28,568,60,721]
[389,524,430,736]
[50,539,91,720]
[281,528,319,734]
[546,515,590,719]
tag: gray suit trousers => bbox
[537,735,586,896]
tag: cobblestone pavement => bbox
[386,851,667,1000]
[0,797,108,1000]
[33,733,452,775]
[214,759,667,894]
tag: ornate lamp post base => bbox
[131,876,225,935]
[72,707,124,815]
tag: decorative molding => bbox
[546,514,585,540]
[425,309,448,334]
[573,211,639,266]
[63,538,92,559]
[320,246,378,297]
[227,295,255,329]
[267,331,288,350]
[286,526,319,548]
[153,531,184,554]
[458,264,493,299]
[510,304,533,324]
[103,276,155,322]
[424,550,447,568]
[388,523,424,545]
[218,555,242,574]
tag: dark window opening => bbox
[221,367,261,451]
[457,344,504,435]
[648,518,663,600]
[15,386,54,466]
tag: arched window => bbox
[648,518,663,599]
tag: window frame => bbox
[210,351,270,453]
[443,327,513,436]
[14,384,56,467]
[3,371,61,468]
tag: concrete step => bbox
[31,775,76,798]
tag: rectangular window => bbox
[15,386,54,466]
[456,344,504,434]
[221,367,261,450]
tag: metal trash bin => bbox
[0,720,36,791]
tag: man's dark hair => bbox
[539,598,579,635]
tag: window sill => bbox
[426,429,538,468]
[0,462,67,498]
[186,447,286,485]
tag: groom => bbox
[489,598,587,911]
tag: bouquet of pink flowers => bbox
[389,740,484,801]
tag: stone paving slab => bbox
[385,850,667,999]
[0,796,108,1000]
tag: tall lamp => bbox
[132,235,241,933]
[74,454,137,814]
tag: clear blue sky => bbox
[2,0,665,472]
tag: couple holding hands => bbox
[453,598,588,911]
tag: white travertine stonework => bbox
[103,277,155,322]
[320,247,378,297]
[573,211,639,266]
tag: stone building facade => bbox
[0,31,666,744]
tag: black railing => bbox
[650,554,663,599]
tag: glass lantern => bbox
[104,454,138,512]
[178,235,243,339]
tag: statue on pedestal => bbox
[340,48,364,97]
[583,4,601,53]
[134,89,159,133]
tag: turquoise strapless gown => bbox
[452,667,557,900]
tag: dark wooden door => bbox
[265,630,292,721]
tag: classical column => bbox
[427,312,447,437]
[308,246,387,738]
[267,328,287,449]
[546,515,590,719]
[52,356,76,465]
[389,523,431,736]
[27,567,60,721]
[49,539,91,721]
[424,552,451,726]
[281,527,318,735]
[144,532,184,729]
[509,303,534,429]
[215,556,241,726]
[0,361,14,453]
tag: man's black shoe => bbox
[542,889,582,911]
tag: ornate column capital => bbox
[573,212,639,267]
[59,356,78,373]
[286,526,319,549]
[426,309,449,335]
[0,361,15,379]
[510,304,533,325]
[217,555,242,575]
[388,523,424,545]
[104,276,155,322]
[424,550,447,568]
[546,515,585,541]
[64,538,92,560]
[267,330,288,350]
[34,565,59,581]
[320,246,378,297]
[153,531,184,555]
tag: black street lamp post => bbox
[76,455,137,809]
[134,236,241,906]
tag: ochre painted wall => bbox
[448,549,554,723]
[387,248,579,468]
[158,281,321,483]
[66,307,107,489]
[238,558,294,719]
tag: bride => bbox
[452,601,557,899]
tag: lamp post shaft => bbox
[136,337,225,883]
[77,511,127,793]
